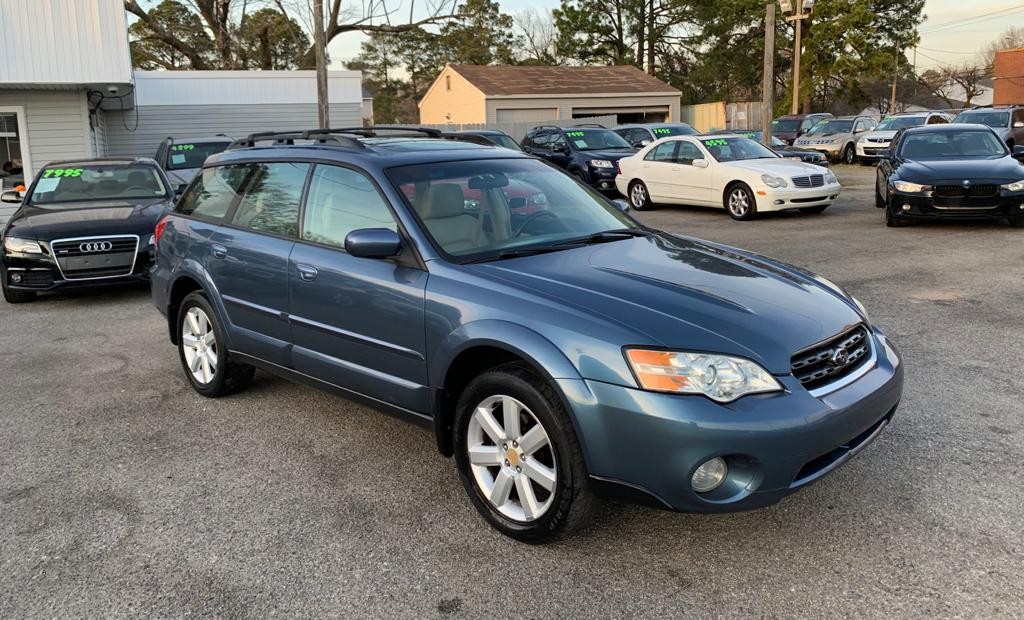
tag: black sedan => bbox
[874,124,1024,228]
[704,130,829,167]
[1,158,174,303]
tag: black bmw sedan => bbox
[1,158,174,303]
[875,124,1024,227]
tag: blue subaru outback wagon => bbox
[152,127,903,542]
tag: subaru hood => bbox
[476,234,863,374]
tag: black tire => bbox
[724,183,758,221]
[858,157,874,166]
[628,180,654,211]
[571,170,587,185]
[885,206,908,228]
[841,144,856,165]
[2,279,35,303]
[452,362,596,543]
[875,184,886,209]
[799,205,828,214]
[177,291,254,397]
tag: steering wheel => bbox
[512,210,561,238]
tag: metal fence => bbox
[416,115,619,142]
[680,102,766,132]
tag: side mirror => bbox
[507,196,527,210]
[174,183,188,196]
[1,190,21,204]
[611,198,630,212]
[345,228,402,259]
[693,159,710,169]
[639,139,652,147]
[1013,121,1024,128]
[553,144,569,154]
[877,149,893,160]
[1013,145,1024,159]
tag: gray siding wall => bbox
[0,88,90,173]
[104,103,364,159]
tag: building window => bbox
[0,113,25,189]
[446,75,451,91]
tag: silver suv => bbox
[856,112,951,164]
[793,115,877,164]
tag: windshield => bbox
[700,137,779,162]
[489,135,523,151]
[876,116,926,131]
[807,120,854,135]
[387,158,635,261]
[650,125,698,137]
[165,141,231,170]
[772,119,801,132]
[563,129,633,151]
[952,111,1010,128]
[29,164,168,205]
[898,130,1007,160]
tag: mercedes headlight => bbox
[785,156,803,161]
[2,237,43,254]
[893,180,930,193]
[1001,181,1024,192]
[824,170,838,184]
[589,159,614,169]
[625,349,782,403]
[761,174,788,188]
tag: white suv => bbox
[856,112,951,165]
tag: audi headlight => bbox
[2,237,43,254]
[589,159,614,169]
[893,180,931,193]
[761,174,788,188]
[625,349,782,403]
[1001,181,1024,192]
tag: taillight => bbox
[153,215,170,248]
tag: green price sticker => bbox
[653,128,672,135]
[703,139,729,147]
[565,131,585,137]
[740,132,756,138]
[171,144,195,151]
[42,168,84,178]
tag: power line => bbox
[919,5,1024,34]
[915,46,981,56]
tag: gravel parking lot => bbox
[2,164,1022,618]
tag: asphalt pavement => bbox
[1,164,1022,617]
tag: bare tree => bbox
[983,25,1024,70]
[920,64,988,108]
[513,8,560,65]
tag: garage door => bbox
[495,108,557,122]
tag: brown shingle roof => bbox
[449,64,680,96]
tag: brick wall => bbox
[993,48,1024,105]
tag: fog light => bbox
[691,457,727,493]
[773,199,784,205]
[10,273,22,283]
[902,205,911,212]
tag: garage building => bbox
[419,64,681,125]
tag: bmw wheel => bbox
[177,292,254,397]
[725,183,757,221]
[453,363,595,543]
[629,180,653,211]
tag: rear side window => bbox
[230,162,309,238]
[645,141,678,161]
[176,165,249,220]
[302,165,396,249]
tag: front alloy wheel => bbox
[842,144,856,165]
[629,180,653,210]
[726,184,757,221]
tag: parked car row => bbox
[1,125,907,544]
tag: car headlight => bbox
[785,156,803,161]
[893,180,931,193]
[2,236,43,254]
[625,349,783,403]
[824,170,838,184]
[761,174,788,188]
[589,159,614,169]
[858,137,869,144]
[1001,181,1024,192]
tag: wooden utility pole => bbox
[889,44,901,113]
[313,0,329,128]
[791,16,803,114]
[762,2,776,141]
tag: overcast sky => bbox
[328,0,1022,70]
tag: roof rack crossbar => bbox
[227,129,367,150]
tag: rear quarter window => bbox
[176,165,249,220]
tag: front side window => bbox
[806,120,854,135]
[700,137,778,162]
[302,165,397,248]
[29,163,168,206]
[177,164,250,219]
[387,158,634,261]
[645,141,677,162]
[165,142,231,170]
[898,130,1007,160]
[675,142,704,164]
[230,162,309,237]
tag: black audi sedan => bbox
[875,124,1024,227]
[1,158,174,303]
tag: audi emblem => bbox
[79,241,113,253]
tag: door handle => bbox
[211,243,227,259]
[296,264,318,282]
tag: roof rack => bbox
[227,126,444,150]
[571,123,607,128]
[337,125,443,138]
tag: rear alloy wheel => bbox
[177,292,254,397]
[842,144,856,165]
[629,180,654,211]
[453,363,594,543]
[725,183,757,221]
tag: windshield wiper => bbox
[553,228,654,246]
[463,246,571,264]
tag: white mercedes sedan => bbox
[614,135,842,220]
